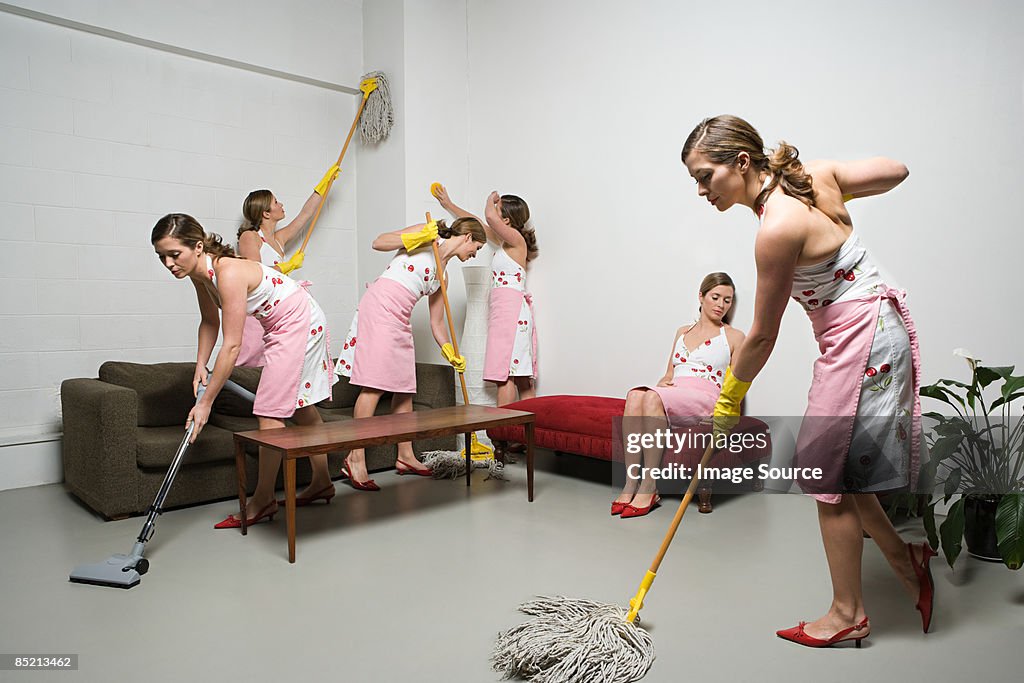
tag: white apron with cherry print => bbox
[334,241,442,393]
[641,324,730,428]
[208,255,333,418]
[786,232,924,503]
[236,232,284,368]
[483,248,537,382]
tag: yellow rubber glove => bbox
[277,251,304,275]
[440,342,466,373]
[314,164,340,196]
[401,220,438,252]
[712,367,752,443]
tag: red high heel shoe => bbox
[277,484,336,507]
[776,617,870,648]
[620,495,661,519]
[341,458,380,491]
[214,500,278,529]
[909,541,936,633]
[395,460,433,477]
[610,500,630,516]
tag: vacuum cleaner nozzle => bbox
[69,553,145,589]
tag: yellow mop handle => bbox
[624,440,717,622]
[298,78,377,255]
[427,211,470,406]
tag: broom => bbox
[491,439,720,683]
[293,71,394,260]
[417,211,503,480]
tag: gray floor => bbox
[1,452,1020,683]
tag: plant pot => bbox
[964,495,1002,562]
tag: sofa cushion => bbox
[136,424,240,469]
[99,361,195,427]
[212,366,263,417]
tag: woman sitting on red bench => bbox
[614,272,746,518]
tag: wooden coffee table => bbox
[232,405,535,562]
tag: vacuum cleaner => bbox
[69,379,256,589]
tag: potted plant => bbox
[919,349,1024,570]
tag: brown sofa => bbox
[60,361,456,519]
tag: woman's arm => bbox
[656,326,687,386]
[187,262,249,441]
[192,279,220,385]
[273,192,323,247]
[372,223,430,252]
[427,290,452,347]
[725,327,747,360]
[434,185,481,221]
[237,230,264,263]
[814,157,909,200]
[729,210,804,383]
[484,191,527,248]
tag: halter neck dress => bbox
[483,248,538,382]
[762,200,925,502]
[206,255,333,417]
[334,240,443,393]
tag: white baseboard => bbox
[0,438,63,491]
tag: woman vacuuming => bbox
[152,214,336,527]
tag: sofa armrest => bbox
[413,363,456,410]
[60,378,141,518]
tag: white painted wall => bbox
[461,0,1024,414]
[0,2,363,488]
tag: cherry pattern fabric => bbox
[484,248,536,381]
[207,255,333,416]
[786,233,920,502]
[670,323,730,390]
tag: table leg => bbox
[464,432,472,487]
[285,457,296,564]
[235,439,248,535]
[526,421,535,502]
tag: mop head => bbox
[359,71,394,144]
[420,450,506,481]
[492,596,655,683]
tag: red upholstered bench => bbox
[487,395,771,513]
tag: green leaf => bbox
[975,366,1002,389]
[996,493,1024,570]
[921,385,962,410]
[943,468,963,497]
[939,498,965,568]
[929,434,964,462]
[1001,375,1024,400]
[937,379,972,390]
[923,502,939,551]
[991,392,1024,411]
[987,366,1016,381]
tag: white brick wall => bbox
[0,4,364,489]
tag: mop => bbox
[416,210,503,480]
[491,440,720,683]
[69,379,256,589]
[294,72,394,259]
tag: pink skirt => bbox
[236,317,266,367]
[338,278,420,394]
[253,289,333,419]
[484,287,537,383]
[639,376,721,429]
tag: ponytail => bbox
[756,141,815,209]
[438,216,487,244]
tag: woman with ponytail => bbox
[152,214,336,528]
[682,115,932,647]
[433,186,540,406]
[333,217,487,489]
[234,166,338,366]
